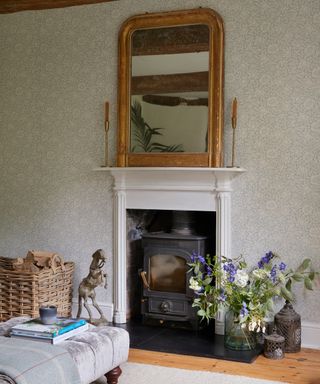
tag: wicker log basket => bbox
[0,251,74,321]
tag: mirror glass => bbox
[130,25,209,154]
[117,8,224,167]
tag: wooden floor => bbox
[129,348,320,384]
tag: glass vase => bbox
[224,311,256,351]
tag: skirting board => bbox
[301,321,320,349]
[71,299,114,322]
[71,299,320,350]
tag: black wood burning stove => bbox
[140,232,206,329]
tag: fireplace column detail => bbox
[216,191,232,261]
[215,186,232,335]
[113,189,127,323]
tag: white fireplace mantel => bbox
[95,167,245,323]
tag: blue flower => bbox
[218,290,227,303]
[191,251,206,265]
[197,255,206,264]
[223,262,237,273]
[195,286,204,295]
[240,302,248,317]
[191,250,199,263]
[223,262,237,282]
[258,251,274,269]
[228,275,235,283]
[279,262,286,271]
[270,265,277,283]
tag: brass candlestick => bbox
[104,101,110,167]
[228,97,238,168]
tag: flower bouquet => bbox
[189,251,318,350]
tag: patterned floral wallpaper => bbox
[0,0,319,321]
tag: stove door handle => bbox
[140,270,150,289]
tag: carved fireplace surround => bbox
[96,167,245,324]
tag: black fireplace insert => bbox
[140,232,207,329]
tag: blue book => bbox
[11,322,89,344]
[11,317,87,337]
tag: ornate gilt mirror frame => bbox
[117,8,224,167]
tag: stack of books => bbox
[10,317,89,344]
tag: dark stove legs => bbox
[105,366,122,384]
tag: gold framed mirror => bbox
[117,8,224,167]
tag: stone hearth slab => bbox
[116,319,262,364]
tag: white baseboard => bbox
[302,321,320,349]
[71,298,114,322]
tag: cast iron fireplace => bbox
[140,232,206,329]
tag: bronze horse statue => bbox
[76,249,108,325]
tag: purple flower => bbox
[197,255,206,264]
[223,262,237,273]
[191,251,206,265]
[240,302,248,317]
[228,275,236,283]
[258,251,274,269]
[195,286,204,295]
[223,262,237,283]
[218,290,227,303]
[270,265,277,283]
[279,262,286,271]
[205,265,213,275]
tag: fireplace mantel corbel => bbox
[94,167,245,324]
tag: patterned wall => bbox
[0,0,319,321]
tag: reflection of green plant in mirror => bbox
[131,101,184,153]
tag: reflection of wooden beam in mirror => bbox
[132,25,209,56]
[142,95,208,107]
[131,71,208,95]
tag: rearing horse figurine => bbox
[76,249,108,325]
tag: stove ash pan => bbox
[140,233,207,329]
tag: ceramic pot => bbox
[39,305,57,324]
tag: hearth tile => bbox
[117,320,262,364]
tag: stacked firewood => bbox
[12,251,65,273]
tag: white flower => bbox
[234,270,249,287]
[249,320,257,331]
[189,277,202,291]
[278,272,286,283]
[252,269,267,279]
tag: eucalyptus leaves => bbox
[281,256,318,302]
[188,251,319,330]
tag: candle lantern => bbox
[264,328,285,360]
[274,301,301,352]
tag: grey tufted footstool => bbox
[0,317,130,384]
[63,324,129,384]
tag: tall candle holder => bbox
[228,97,239,168]
[103,101,110,167]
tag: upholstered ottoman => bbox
[0,317,129,384]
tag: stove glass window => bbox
[149,254,186,293]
